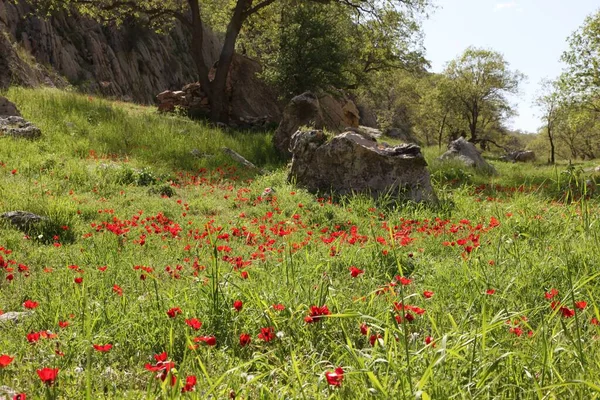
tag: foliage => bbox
[442,47,525,142]
[561,9,600,110]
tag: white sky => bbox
[422,0,599,133]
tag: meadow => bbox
[1,88,599,399]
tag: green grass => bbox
[1,88,599,399]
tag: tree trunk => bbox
[210,0,250,122]
[437,112,447,149]
[547,123,555,164]
[188,0,212,99]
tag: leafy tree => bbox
[561,9,600,111]
[36,0,431,122]
[535,79,563,164]
[442,47,525,143]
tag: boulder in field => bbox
[0,96,20,117]
[1,210,47,230]
[288,130,437,203]
[0,116,41,139]
[439,137,497,174]
[500,150,536,163]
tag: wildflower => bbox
[425,336,435,347]
[93,344,113,352]
[369,334,382,346]
[240,271,248,279]
[485,289,496,295]
[194,336,217,346]
[27,332,41,343]
[423,291,434,299]
[304,305,331,324]
[37,368,59,386]
[0,354,14,367]
[575,301,587,310]
[591,317,599,326]
[239,333,251,347]
[396,276,412,286]
[544,288,558,299]
[112,284,123,296]
[360,323,368,335]
[272,304,285,311]
[185,318,202,330]
[182,375,197,393]
[349,266,364,277]
[23,300,38,309]
[509,327,523,337]
[166,307,182,318]
[560,307,575,318]
[233,300,243,312]
[74,277,83,284]
[258,327,275,342]
[324,367,344,387]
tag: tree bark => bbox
[209,0,251,122]
[188,0,212,100]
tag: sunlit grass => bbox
[0,88,599,398]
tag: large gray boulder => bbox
[1,211,47,230]
[0,96,20,116]
[274,91,361,158]
[500,150,536,163]
[288,130,437,203]
[273,92,324,157]
[439,137,497,174]
[0,116,41,139]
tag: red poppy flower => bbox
[360,323,368,335]
[591,317,599,326]
[258,327,275,342]
[423,291,434,299]
[74,277,83,284]
[166,307,182,318]
[560,307,575,318]
[23,300,38,309]
[349,266,364,277]
[26,332,40,343]
[58,321,69,328]
[98,266,107,272]
[37,368,59,386]
[240,271,249,279]
[233,300,243,312]
[575,301,587,310]
[93,344,113,352]
[396,276,412,286]
[239,333,251,347]
[181,375,197,393]
[509,327,523,336]
[112,284,123,296]
[13,393,26,400]
[0,354,14,367]
[185,318,202,330]
[194,336,217,346]
[425,336,435,347]
[369,334,382,346]
[324,367,344,386]
[544,288,558,299]
[304,305,331,324]
[272,304,285,311]
[486,289,495,295]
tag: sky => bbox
[422,0,599,133]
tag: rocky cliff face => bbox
[0,0,221,103]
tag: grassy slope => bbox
[0,88,599,399]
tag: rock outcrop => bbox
[0,96,20,116]
[0,0,220,102]
[500,150,536,163]
[156,55,281,127]
[288,130,437,203]
[274,91,360,157]
[439,137,497,174]
[1,211,47,230]
[0,116,42,139]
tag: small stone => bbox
[0,311,33,325]
[1,211,47,231]
[0,116,42,139]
